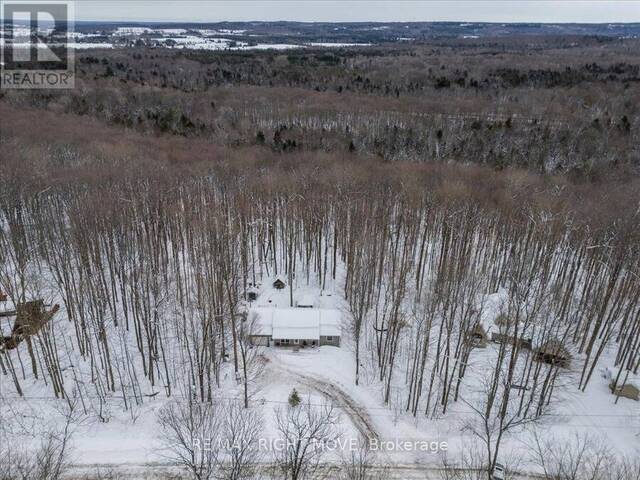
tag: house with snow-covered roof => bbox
[248,307,341,348]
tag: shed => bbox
[247,286,259,302]
[534,339,571,368]
[608,369,640,401]
[491,332,532,350]
[273,277,286,290]
[610,381,639,401]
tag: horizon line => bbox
[69,19,640,25]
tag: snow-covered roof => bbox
[625,378,639,389]
[298,294,315,307]
[249,308,341,339]
[273,310,319,339]
[249,308,274,336]
[318,309,341,337]
[480,289,508,330]
[604,366,639,388]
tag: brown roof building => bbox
[534,339,571,368]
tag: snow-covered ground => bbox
[235,43,303,51]
[307,42,373,47]
[254,282,639,465]
[1,270,638,477]
[157,36,248,50]
[1,24,378,51]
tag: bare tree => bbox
[460,359,553,479]
[220,401,263,480]
[237,311,265,408]
[608,453,640,480]
[339,436,388,480]
[439,442,491,480]
[346,251,374,387]
[274,399,340,480]
[0,394,79,480]
[157,399,224,480]
[529,431,617,480]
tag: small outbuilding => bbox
[534,339,571,368]
[610,381,639,401]
[247,286,259,302]
[273,277,286,290]
[606,369,640,402]
[491,332,532,350]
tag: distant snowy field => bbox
[0,24,381,51]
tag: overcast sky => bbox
[75,1,640,23]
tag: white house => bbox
[248,307,341,347]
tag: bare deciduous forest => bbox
[3,36,639,175]
[1,33,639,480]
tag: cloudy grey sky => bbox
[75,1,640,23]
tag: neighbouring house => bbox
[297,295,314,308]
[491,332,533,350]
[1,300,60,351]
[0,289,6,302]
[610,381,639,401]
[489,311,533,350]
[534,339,571,368]
[605,368,640,401]
[273,277,286,290]
[248,307,341,347]
[467,322,488,348]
